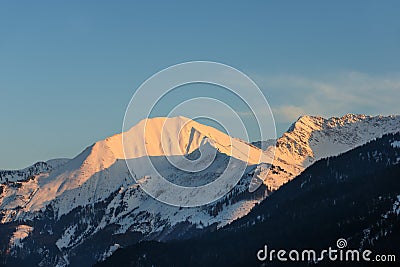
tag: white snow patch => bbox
[391,141,400,148]
[9,225,33,248]
[393,195,400,215]
[56,225,77,250]
[101,244,121,261]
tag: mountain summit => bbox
[121,116,266,164]
[1,116,272,223]
[263,114,400,190]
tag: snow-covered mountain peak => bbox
[0,116,269,221]
[288,113,396,134]
[71,116,221,173]
[94,116,224,159]
[115,116,267,165]
[287,115,324,133]
[0,158,70,183]
[263,114,400,191]
[122,116,221,158]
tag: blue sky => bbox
[1,1,399,169]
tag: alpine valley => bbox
[0,114,399,266]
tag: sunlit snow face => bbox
[122,61,276,207]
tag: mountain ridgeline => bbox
[0,114,399,266]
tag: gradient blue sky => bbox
[1,1,399,169]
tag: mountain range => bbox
[0,114,399,266]
[97,132,400,266]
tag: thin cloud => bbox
[272,105,306,123]
[253,72,400,123]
